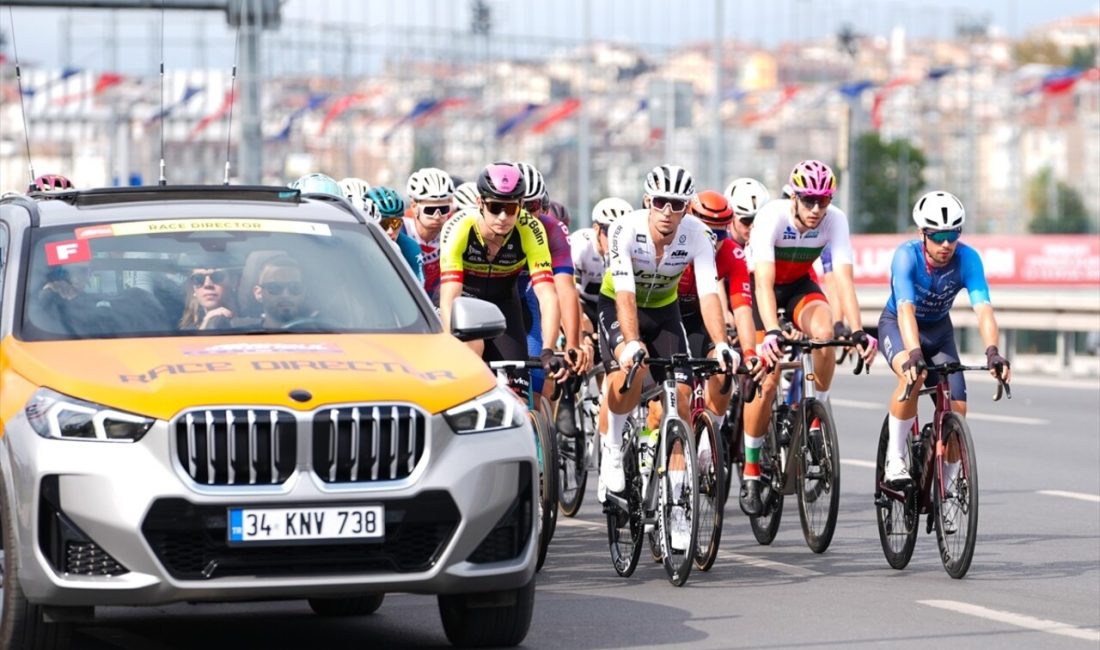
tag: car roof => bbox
[2,185,365,229]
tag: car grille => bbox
[312,406,427,483]
[141,493,459,579]
[174,409,298,485]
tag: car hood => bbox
[2,333,494,420]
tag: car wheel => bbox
[436,577,534,648]
[0,476,72,650]
[306,593,385,616]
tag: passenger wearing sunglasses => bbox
[252,256,312,329]
[438,162,565,393]
[878,191,1010,485]
[366,186,425,285]
[404,167,456,304]
[740,159,877,515]
[179,267,237,330]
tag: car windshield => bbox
[21,217,431,340]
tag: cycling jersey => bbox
[600,210,719,309]
[569,228,605,305]
[402,216,441,302]
[395,230,425,284]
[884,239,991,323]
[678,232,752,316]
[438,208,554,300]
[748,199,853,285]
[518,212,574,394]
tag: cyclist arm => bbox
[437,215,469,335]
[960,247,1008,380]
[753,262,780,332]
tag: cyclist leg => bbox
[923,317,966,480]
[598,295,647,497]
[879,310,922,482]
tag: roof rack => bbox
[41,185,303,207]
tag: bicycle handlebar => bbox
[778,338,868,375]
[618,352,756,395]
[898,362,1012,402]
[489,358,565,401]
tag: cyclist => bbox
[548,200,572,229]
[599,164,737,551]
[724,177,769,249]
[365,186,424,284]
[879,190,1011,485]
[338,177,372,210]
[438,162,566,390]
[28,174,75,192]
[572,197,633,336]
[454,181,479,211]
[404,167,455,304]
[740,159,878,515]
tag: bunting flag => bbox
[871,77,912,130]
[53,72,125,105]
[1041,68,1082,96]
[188,89,236,141]
[147,84,204,124]
[382,97,465,142]
[319,91,375,136]
[23,66,81,97]
[604,98,649,143]
[412,97,466,125]
[739,85,800,125]
[838,79,875,100]
[529,97,581,135]
[496,102,542,138]
[269,93,330,142]
[927,66,954,81]
[1084,67,1100,82]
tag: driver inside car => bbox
[248,255,316,329]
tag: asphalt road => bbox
[72,370,1100,649]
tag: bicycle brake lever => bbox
[994,379,1011,401]
[854,354,866,375]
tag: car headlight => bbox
[25,388,154,442]
[443,387,527,434]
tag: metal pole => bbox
[239,0,263,184]
[710,0,723,190]
[577,0,591,228]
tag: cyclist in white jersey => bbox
[403,168,455,305]
[571,197,633,330]
[598,165,737,551]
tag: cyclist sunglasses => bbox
[190,270,228,287]
[796,193,832,209]
[380,217,404,231]
[421,204,452,216]
[651,196,687,212]
[261,281,304,296]
[484,201,521,217]
[523,198,544,214]
[924,229,962,244]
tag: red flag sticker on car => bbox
[45,239,91,265]
[75,224,116,239]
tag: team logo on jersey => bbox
[670,249,689,259]
[804,230,820,239]
[782,227,797,240]
[635,234,646,243]
[678,234,686,244]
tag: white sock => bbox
[745,434,765,449]
[669,469,685,497]
[607,410,628,448]
[888,414,916,461]
[816,389,830,404]
[698,433,711,457]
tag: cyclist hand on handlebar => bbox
[565,344,590,375]
[985,345,1011,383]
[540,347,569,383]
[744,350,768,383]
[714,341,739,374]
[850,329,879,366]
[901,348,926,385]
[618,339,645,371]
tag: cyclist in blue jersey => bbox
[878,191,1011,485]
[367,186,425,284]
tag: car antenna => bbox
[157,0,168,185]
[223,21,241,185]
[6,7,36,187]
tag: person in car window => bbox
[252,255,313,329]
[179,267,237,331]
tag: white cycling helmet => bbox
[723,177,771,219]
[454,181,479,210]
[514,162,546,201]
[592,197,633,227]
[339,177,371,210]
[406,167,454,201]
[644,163,695,198]
[912,190,965,230]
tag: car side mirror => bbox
[449,297,506,342]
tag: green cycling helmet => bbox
[365,186,405,218]
[290,172,342,197]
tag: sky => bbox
[2,0,1098,74]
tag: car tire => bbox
[1,476,72,650]
[306,593,385,616]
[436,577,534,648]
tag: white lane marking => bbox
[556,517,606,531]
[841,459,877,469]
[918,599,1100,642]
[1038,490,1100,504]
[829,398,1048,426]
[721,552,823,578]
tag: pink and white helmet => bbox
[476,162,526,201]
[788,160,837,198]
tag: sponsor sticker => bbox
[45,239,91,266]
[75,219,332,239]
[182,342,344,356]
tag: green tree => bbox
[1013,39,1069,66]
[848,132,927,233]
[1027,167,1091,233]
[1069,45,1098,70]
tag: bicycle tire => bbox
[606,435,644,577]
[723,389,744,502]
[795,399,840,554]
[693,410,726,572]
[934,412,979,579]
[555,389,588,517]
[660,418,699,587]
[537,396,560,541]
[532,410,557,572]
[874,416,918,569]
[748,422,784,545]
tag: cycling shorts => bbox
[481,291,532,395]
[750,273,827,332]
[682,311,717,359]
[878,310,967,402]
[597,295,688,384]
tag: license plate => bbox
[228,505,385,544]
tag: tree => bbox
[1070,45,1098,71]
[847,132,927,233]
[1027,167,1092,233]
[1013,39,1069,66]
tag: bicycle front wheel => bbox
[660,418,699,587]
[795,399,841,554]
[531,410,558,571]
[748,423,784,545]
[934,412,979,579]
[693,411,726,572]
[606,437,644,577]
[555,390,588,517]
[874,416,918,569]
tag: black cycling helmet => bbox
[476,162,526,202]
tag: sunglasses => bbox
[796,194,832,209]
[190,270,228,287]
[652,196,688,212]
[421,204,452,216]
[261,281,304,297]
[483,201,521,217]
[523,198,544,214]
[380,217,404,231]
[924,229,962,244]
[737,216,755,226]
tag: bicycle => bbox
[489,359,563,572]
[874,362,1009,579]
[555,363,603,517]
[603,352,708,587]
[743,337,866,553]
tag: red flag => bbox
[871,77,911,130]
[188,90,236,141]
[93,73,124,95]
[318,91,376,136]
[529,98,581,135]
[1084,68,1100,82]
[740,85,799,125]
